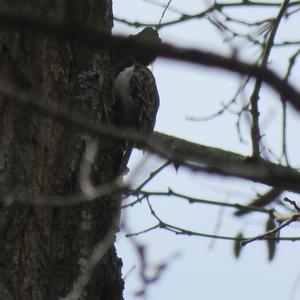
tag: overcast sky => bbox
[113,1,300,299]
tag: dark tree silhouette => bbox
[0,1,123,299]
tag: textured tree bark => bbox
[0,1,124,299]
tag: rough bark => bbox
[0,1,124,299]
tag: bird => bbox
[114,63,160,174]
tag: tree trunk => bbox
[0,1,124,299]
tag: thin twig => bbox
[284,197,300,211]
[241,212,300,246]
[127,188,271,214]
[115,1,300,29]
[134,160,171,192]
[157,0,173,28]
[281,48,300,165]
[249,0,290,159]
[125,198,300,242]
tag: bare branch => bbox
[284,197,300,211]
[249,0,290,159]
[115,1,300,29]
[0,13,300,112]
[241,212,300,246]
[125,198,300,242]
[153,133,300,194]
[127,188,270,214]
[3,84,300,194]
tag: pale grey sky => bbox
[113,1,300,299]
